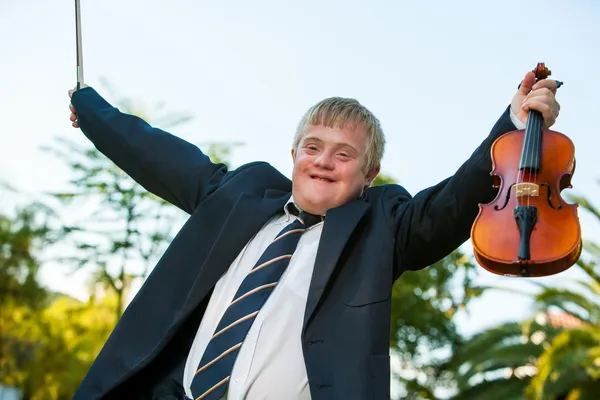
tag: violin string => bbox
[531,111,543,208]
[526,111,535,209]
[533,110,542,208]
[518,107,531,209]
[522,92,540,209]
[516,139,522,208]
[530,75,544,209]
[525,110,537,208]
[516,142,521,208]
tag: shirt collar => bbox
[284,195,299,221]
[283,195,325,222]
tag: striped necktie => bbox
[190,208,323,400]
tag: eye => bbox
[337,151,354,160]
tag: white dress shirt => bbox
[510,110,526,129]
[183,197,323,400]
[182,107,524,400]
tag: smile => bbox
[311,176,334,183]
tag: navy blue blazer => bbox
[70,87,516,400]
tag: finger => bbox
[522,99,558,127]
[532,79,558,94]
[518,71,536,95]
[69,104,76,113]
[522,98,554,113]
[523,87,554,102]
[72,121,79,128]
[70,113,77,122]
[522,89,559,116]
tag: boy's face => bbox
[291,124,378,215]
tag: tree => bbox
[0,191,133,400]
[0,202,54,397]
[446,316,549,399]
[1,290,118,400]
[0,202,59,309]
[0,198,98,400]
[447,273,600,400]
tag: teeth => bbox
[311,176,332,182]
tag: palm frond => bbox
[530,327,600,399]
[533,288,599,325]
[449,376,529,400]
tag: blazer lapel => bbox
[180,190,291,319]
[303,200,370,331]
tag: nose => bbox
[314,150,335,170]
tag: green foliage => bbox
[372,171,398,187]
[0,202,66,307]
[449,376,529,400]
[530,328,600,399]
[0,200,115,400]
[448,318,545,398]
[1,291,117,399]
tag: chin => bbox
[293,178,360,214]
[300,190,354,215]
[299,198,331,215]
[293,192,331,215]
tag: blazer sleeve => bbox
[71,87,227,214]
[389,106,517,278]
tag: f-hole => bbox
[541,183,562,210]
[494,183,514,211]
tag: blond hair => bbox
[293,97,385,176]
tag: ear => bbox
[365,165,380,186]
[291,148,296,162]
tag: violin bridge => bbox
[514,183,540,197]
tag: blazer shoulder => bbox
[366,183,413,203]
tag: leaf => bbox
[530,327,600,399]
[449,376,529,400]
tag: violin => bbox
[470,63,582,277]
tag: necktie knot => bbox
[298,210,323,229]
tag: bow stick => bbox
[75,0,84,89]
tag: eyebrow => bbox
[302,136,359,153]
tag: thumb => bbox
[518,71,536,96]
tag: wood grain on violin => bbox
[471,63,582,277]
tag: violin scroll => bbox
[533,62,551,80]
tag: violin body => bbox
[471,129,582,277]
[471,63,582,277]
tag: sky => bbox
[1,0,599,341]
